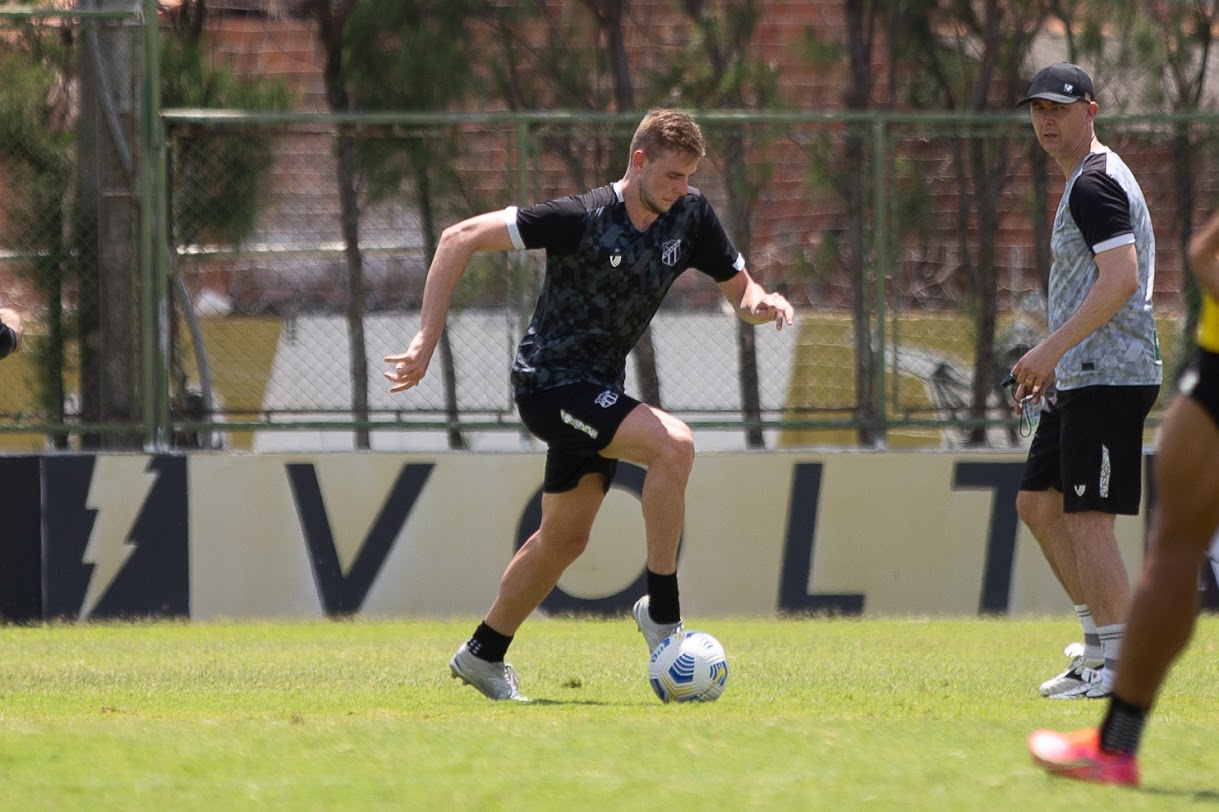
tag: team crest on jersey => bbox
[610,251,622,268]
[661,239,681,267]
[594,390,619,408]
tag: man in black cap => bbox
[1008,62,1162,702]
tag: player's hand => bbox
[750,292,794,330]
[1009,343,1058,406]
[383,333,433,393]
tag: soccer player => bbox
[0,308,23,360]
[1027,208,1219,787]
[384,109,794,701]
[1010,63,1162,700]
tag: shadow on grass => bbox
[1139,786,1219,804]
[521,698,637,707]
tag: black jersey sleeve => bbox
[1068,155,1134,253]
[513,185,618,255]
[685,196,743,283]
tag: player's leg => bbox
[1110,395,1219,707]
[1051,510,1125,697]
[483,474,606,636]
[1017,399,1103,693]
[1017,397,1087,604]
[601,403,694,576]
[1017,488,1086,604]
[1061,511,1127,627]
[449,472,606,701]
[601,403,694,650]
[1044,386,1155,699]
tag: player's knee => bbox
[1015,489,1052,531]
[544,532,589,562]
[658,422,695,474]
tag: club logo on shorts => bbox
[610,251,622,268]
[1073,484,1086,496]
[594,390,619,408]
[661,239,681,267]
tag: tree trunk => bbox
[721,131,764,448]
[844,0,879,447]
[336,129,371,449]
[586,0,663,407]
[1174,124,1199,385]
[966,136,1000,446]
[308,0,370,449]
[417,170,466,449]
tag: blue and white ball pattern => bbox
[647,630,728,703]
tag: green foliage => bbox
[477,0,612,112]
[344,0,479,112]
[341,1,482,209]
[0,33,75,419]
[162,36,293,246]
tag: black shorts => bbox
[1181,349,1219,430]
[1020,384,1159,515]
[515,382,641,494]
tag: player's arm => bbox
[1041,243,1138,361]
[717,269,794,330]
[384,211,514,393]
[1188,210,1219,301]
[0,308,23,360]
[1011,243,1137,400]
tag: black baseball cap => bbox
[1018,62,1095,106]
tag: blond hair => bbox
[629,109,706,160]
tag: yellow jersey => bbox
[1201,293,1219,353]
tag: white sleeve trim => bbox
[1093,233,1135,255]
[733,253,746,272]
[504,206,525,250]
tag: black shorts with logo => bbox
[515,381,641,494]
[1020,384,1159,515]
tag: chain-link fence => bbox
[0,3,159,450]
[0,8,1207,451]
[158,111,1201,452]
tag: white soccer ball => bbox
[647,630,728,703]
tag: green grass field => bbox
[2,616,1218,810]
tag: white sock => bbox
[1075,604,1102,664]
[1097,623,1124,672]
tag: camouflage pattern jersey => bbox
[504,180,745,398]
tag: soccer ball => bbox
[647,630,728,703]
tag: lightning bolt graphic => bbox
[80,457,159,620]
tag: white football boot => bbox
[449,643,529,701]
[633,595,683,655]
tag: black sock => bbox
[1099,694,1148,756]
[646,569,681,624]
[467,621,513,663]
